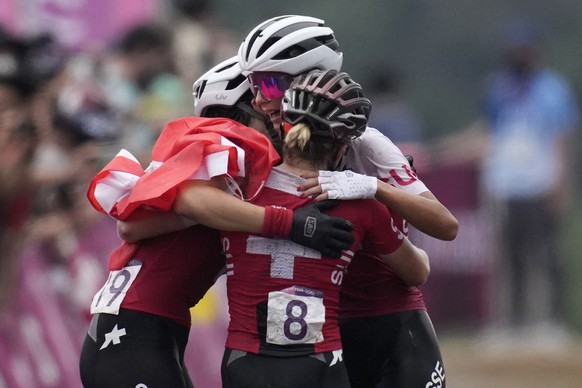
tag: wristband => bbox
[262,205,293,238]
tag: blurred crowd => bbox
[0,2,580,385]
[0,5,236,305]
[0,2,239,385]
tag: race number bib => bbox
[90,260,142,315]
[266,286,325,345]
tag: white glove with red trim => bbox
[318,170,377,200]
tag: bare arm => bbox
[116,177,355,257]
[117,209,190,242]
[299,172,458,241]
[173,178,265,233]
[375,182,458,241]
[378,238,430,286]
[116,177,265,241]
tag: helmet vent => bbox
[225,74,247,91]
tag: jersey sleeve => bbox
[357,199,404,255]
[347,127,428,196]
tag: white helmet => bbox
[238,15,343,76]
[192,56,250,117]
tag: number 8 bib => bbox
[266,287,325,345]
[90,260,142,315]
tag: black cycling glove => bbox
[405,154,417,174]
[289,200,354,258]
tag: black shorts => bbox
[79,308,194,388]
[340,309,446,388]
[221,347,350,388]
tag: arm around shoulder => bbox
[379,237,430,286]
[117,208,193,242]
[375,182,458,241]
[174,177,265,233]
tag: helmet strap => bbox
[236,101,266,122]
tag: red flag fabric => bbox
[87,117,280,221]
[86,149,144,214]
[108,241,139,270]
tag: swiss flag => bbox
[87,117,280,221]
[86,149,144,215]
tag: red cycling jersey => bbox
[221,167,404,355]
[339,127,427,318]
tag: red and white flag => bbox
[87,117,280,221]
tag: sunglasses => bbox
[248,72,294,100]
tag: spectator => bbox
[435,18,579,343]
[168,0,240,85]
[483,19,579,339]
[0,30,43,311]
[100,22,191,162]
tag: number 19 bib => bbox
[90,260,142,315]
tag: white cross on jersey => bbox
[246,236,321,279]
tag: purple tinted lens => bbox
[250,74,292,99]
[260,77,286,99]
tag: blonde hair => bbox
[283,122,341,170]
[284,122,311,151]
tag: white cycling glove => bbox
[318,170,378,200]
